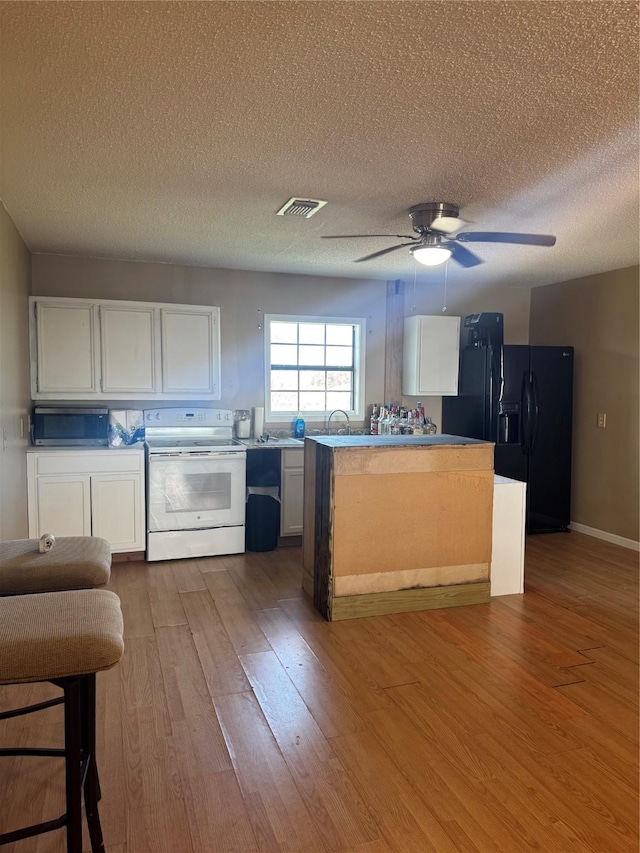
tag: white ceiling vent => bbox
[276,197,328,218]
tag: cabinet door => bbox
[34,301,99,394]
[280,467,304,536]
[403,315,460,396]
[161,307,220,397]
[32,475,91,538]
[100,305,158,393]
[91,473,144,551]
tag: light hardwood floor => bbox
[0,532,637,852]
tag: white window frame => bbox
[264,314,366,422]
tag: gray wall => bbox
[0,204,31,539]
[31,253,389,430]
[530,266,639,542]
[31,254,533,432]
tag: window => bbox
[265,315,365,420]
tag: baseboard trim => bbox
[569,522,639,552]
[329,581,491,621]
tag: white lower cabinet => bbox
[280,449,304,536]
[27,449,145,553]
[490,475,527,596]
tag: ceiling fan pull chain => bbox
[442,261,448,313]
[410,260,418,312]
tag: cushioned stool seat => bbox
[0,536,111,596]
[0,588,124,852]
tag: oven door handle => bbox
[149,452,246,460]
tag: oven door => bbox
[147,451,246,532]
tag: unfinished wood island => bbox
[302,434,494,621]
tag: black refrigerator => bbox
[442,344,574,533]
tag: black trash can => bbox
[245,486,280,552]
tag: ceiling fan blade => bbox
[456,231,556,246]
[354,242,417,263]
[430,215,469,235]
[449,242,483,268]
[322,233,417,240]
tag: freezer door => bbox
[527,346,574,532]
[494,346,529,483]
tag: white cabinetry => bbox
[403,315,460,396]
[27,449,145,553]
[161,307,219,396]
[100,304,159,393]
[30,296,221,401]
[34,301,100,394]
[280,449,304,536]
[490,475,527,596]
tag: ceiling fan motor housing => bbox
[409,202,460,233]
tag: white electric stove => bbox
[144,408,246,561]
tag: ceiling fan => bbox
[321,202,556,267]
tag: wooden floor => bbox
[0,532,637,852]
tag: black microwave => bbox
[32,407,109,446]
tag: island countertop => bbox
[304,433,490,448]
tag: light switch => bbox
[597,413,607,429]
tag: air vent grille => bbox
[276,197,328,218]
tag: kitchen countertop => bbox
[304,434,491,448]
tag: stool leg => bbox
[64,678,83,853]
[81,674,105,852]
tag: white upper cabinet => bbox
[402,314,461,397]
[161,307,219,396]
[33,301,100,394]
[30,296,221,400]
[100,305,159,394]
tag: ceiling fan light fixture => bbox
[411,245,452,266]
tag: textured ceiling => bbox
[1,1,638,289]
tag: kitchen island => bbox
[303,434,494,620]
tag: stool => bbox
[0,536,111,595]
[0,588,124,852]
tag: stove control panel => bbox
[144,407,233,427]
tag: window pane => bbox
[299,370,326,391]
[326,346,353,367]
[271,391,298,410]
[326,370,352,390]
[299,392,326,411]
[271,343,298,365]
[326,325,352,345]
[327,391,352,410]
[271,322,297,344]
[271,369,298,391]
[299,345,325,366]
[299,323,325,344]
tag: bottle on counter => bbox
[293,412,305,438]
[424,417,437,435]
[369,404,379,435]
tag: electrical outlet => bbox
[19,416,25,438]
[597,413,607,429]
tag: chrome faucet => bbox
[327,409,351,435]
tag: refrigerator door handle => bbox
[529,370,540,454]
[522,372,533,455]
